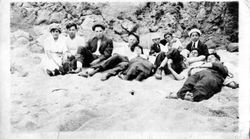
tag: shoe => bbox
[88,68,99,77]
[78,71,88,78]
[101,73,112,81]
[155,68,162,80]
[54,69,60,76]
[46,69,53,76]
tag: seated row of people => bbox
[41,22,238,102]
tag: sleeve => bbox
[75,46,85,64]
[99,39,113,61]
[149,44,155,55]
[212,62,229,78]
[201,43,209,56]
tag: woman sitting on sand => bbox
[42,23,68,76]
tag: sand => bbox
[10,43,239,134]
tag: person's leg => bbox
[123,64,138,80]
[76,47,95,67]
[135,71,146,81]
[176,73,200,99]
[101,61,129,81]
[192,76,223,102]
[154,52,166,68]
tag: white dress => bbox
[42,35,68,71]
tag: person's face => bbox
[190,32,200,42]
[128,35,138,46]
[68,26,77,38]
[152,38,160,44]
[190,50,199,57]
[165,34,172,42]
[207,55,219,63]
[94,27,104,39]
[134,46,142,55]
[51,29,60,40]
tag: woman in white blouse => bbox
[42,23,68,76]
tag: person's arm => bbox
[97,39,113,61]
[167,59,185,80]
[187,56,205,64]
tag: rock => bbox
[121,20,138,33]
[35,10,51,25]
[196,7,206,21]
[173,30,182,38]
[149,26,159,32]
[49,12,65,24]
[28,43,44,53]
[205,40,217,49]
[226,43,238,52]
[80,15,104,31]
[13,30,30,40]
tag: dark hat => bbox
[92,23,106,31]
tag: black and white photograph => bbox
[1,0,250,139]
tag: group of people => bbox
[42,22,238,102]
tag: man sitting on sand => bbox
[185,28,209,62]
[62,22,86,73]
[160,32,183,50]
[79,33,146,80]
[166,53,238,102]
[71,23,113,74]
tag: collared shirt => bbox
[93,39,101,55]
[192,40,199,49]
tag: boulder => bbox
[226,43,238,52]
[121,20,138,33]
[49,12,65,24]
[28,43,44,53]
[35,10,51,25]
[205,40,217,49]
[80,15,104,31]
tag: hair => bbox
[131,44,144,54]
[206,53,221,61]
[66,22,78,30]
[93,24,105,31]
[50,28,61,33]
[128,33,140,44]
[164,32,173,38]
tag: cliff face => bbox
[10,2,238,48]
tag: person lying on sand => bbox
[78,33,146,79]
[42,23,69,76]
[70,23,113,74]
[166,53,238,102]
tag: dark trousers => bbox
[177,70,224,102]
[76,47,99,67]
[96,54,129,70]
[154,51,184,74]
[94,54,129,76]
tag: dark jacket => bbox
[86,35,113,61]
[186,40,209,57]
[149,43,161,55]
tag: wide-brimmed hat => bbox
[92,23,106,31]
[49,23,61,33]
[188,28,201,36]
[151,32,161,40]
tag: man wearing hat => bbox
[186,28,209,59]
[72,23,113,73]
[42,23,69,76]
[149,33,168,56]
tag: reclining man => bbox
[166,53,238,102]
[71,23,113,74]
